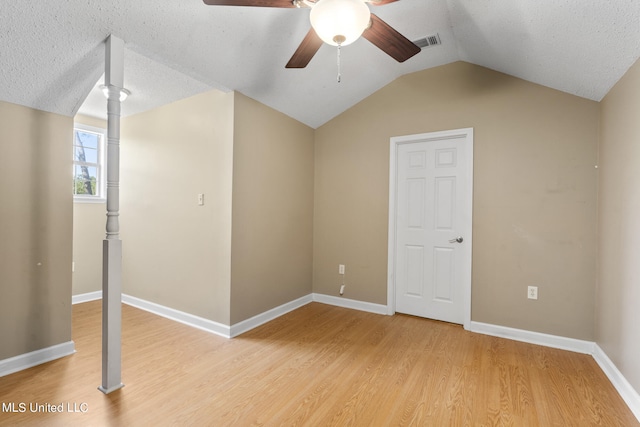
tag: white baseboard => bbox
[312,293,388,315]
[229,295,313,337]
[121,294,231,338]
[593,344,640,422]
[72,290,102,304]
[468,321,595,354]
[0,341,75,378]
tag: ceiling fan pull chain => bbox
[336,43,342,83]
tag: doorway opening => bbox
[387,128,473,328]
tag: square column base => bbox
[101,238,123,393]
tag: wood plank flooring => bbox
[0,301,637,426]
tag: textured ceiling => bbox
[0,0,638,128]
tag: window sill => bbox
[73,197,106,204]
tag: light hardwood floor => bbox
[0,301,637,426]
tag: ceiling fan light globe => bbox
[310,0,370,46]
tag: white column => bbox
[99,34,125,394]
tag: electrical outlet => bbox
[528,286,538,300]
[338,264,345,275]
[198,193,205,206]
[340,284,345,295]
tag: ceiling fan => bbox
[202,0,421,69]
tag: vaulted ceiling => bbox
[1,0,638,128]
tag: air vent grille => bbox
[413,33,442,49]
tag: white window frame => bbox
[73,123,107,203]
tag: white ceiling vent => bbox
[413,33,442,49]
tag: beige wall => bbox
[86,89,313,327]
[72,115,107,296]
[597,59,640,391]
[230,93,314,324]
[0,101,73,359]
[120,90,235,325]
[314,62,599,340]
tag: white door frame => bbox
[387,128,474,330]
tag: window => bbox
[73,124,106,202]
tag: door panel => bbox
[405,245,425,296]
[407,178,426,228]
[433,246,454,301]
[434,177,455,230]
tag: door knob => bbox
[449,237,464,243]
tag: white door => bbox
[388,129,473,325]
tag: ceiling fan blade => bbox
[366,0,400,5]
[203,0,298,8]
[362,14,421,63]
[286,27,323,68]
